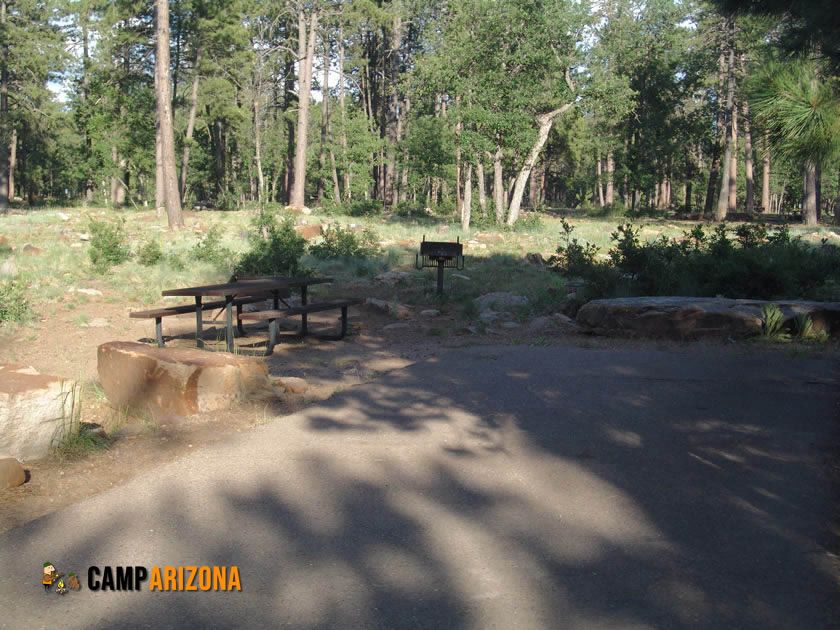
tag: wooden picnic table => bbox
[161,276,333,352]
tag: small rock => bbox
[294,224,323,240]
[0,455,26,488]
[478,243,487,249]
[80,423,107,439]
[365,297,412,320]
[85,318,109,328]
[75,288,103,296]
[552,313,579,329]
[383,322,411,331]
[528,316,554,332]
[70,243,82,248]
[57,212,70,221]
[0,258,17,276]
[374,271,415,287]
[479,310,512,322]
[77,232,90,241]
[452,274,470,281]
[420,309,440,318]
[278,377,307,394]
[501,321,521,329]
[525,252,546,266]
[22,244,42,255]
[474,292,529,311]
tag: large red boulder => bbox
[97,342,276,420]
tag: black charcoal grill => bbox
[415,235,465,295]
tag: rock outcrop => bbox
[0,365,77,460]
[576,296,840,339]
[97,342,276,420]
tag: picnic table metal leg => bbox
[225,296,234,353]
[195,297,203,348]
[236,303,246,335]
[263,318,278,356]
[155,317,164,347]
[300,285,308,336]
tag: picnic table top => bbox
[161,276,333,297]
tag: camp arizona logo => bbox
[88,566,242,591]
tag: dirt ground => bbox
[0,292,576,534]
[2,284,838,537]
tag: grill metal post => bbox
[436,259,446,295]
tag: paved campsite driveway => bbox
[0,346,837,628]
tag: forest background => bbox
[0,0,838,230]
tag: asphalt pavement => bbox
[0,345,837,629]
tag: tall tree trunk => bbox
[462,162,472,231]
[0,0,7,212]
[528,161,539,209]
[338,16,350,201]
[803,161,818,226]
[110,145,119,203]
[715,18,735,222]
[704,47,726,217]
[7,127,14,200]
[493,143,504,223]
[318,41,328,204]
[743,101,754,213]
[507,105,572,226]
[455,98,462,218]
[596,156,604,207]
[605,152,614,205]
[728,97,738,211]
[254,96,264,204]
[290,9,318,208]
[179,47,200,203]
[155,0,183,227]
[384,6,401,208]
[477,158,487,216]
[762,131,770,212]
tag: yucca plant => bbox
[760,304,790,341]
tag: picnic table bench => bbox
[130,293,287,347]
[238,298,361,353]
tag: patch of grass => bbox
[72,313,90,326]
[0,279,31,323]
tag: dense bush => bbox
[0,279,30,323]
[190,225,233,267]
[88,218,131,270]
[309,224,382,260]
[347,199,385,217]
[550,220,840,301]
[235,209,306,275]
[137,239,164,266]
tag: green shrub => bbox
[167,252,186,271]
[347,200,384,217]
[235,209,306,275]
[551,221,840,302]
[190,225,233,267]
[309,224,382,260]
[548,219,619,299]
[88,218,131,270]
[137,239,164,266]
[0,279,30,323]
[515,213,545,231]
